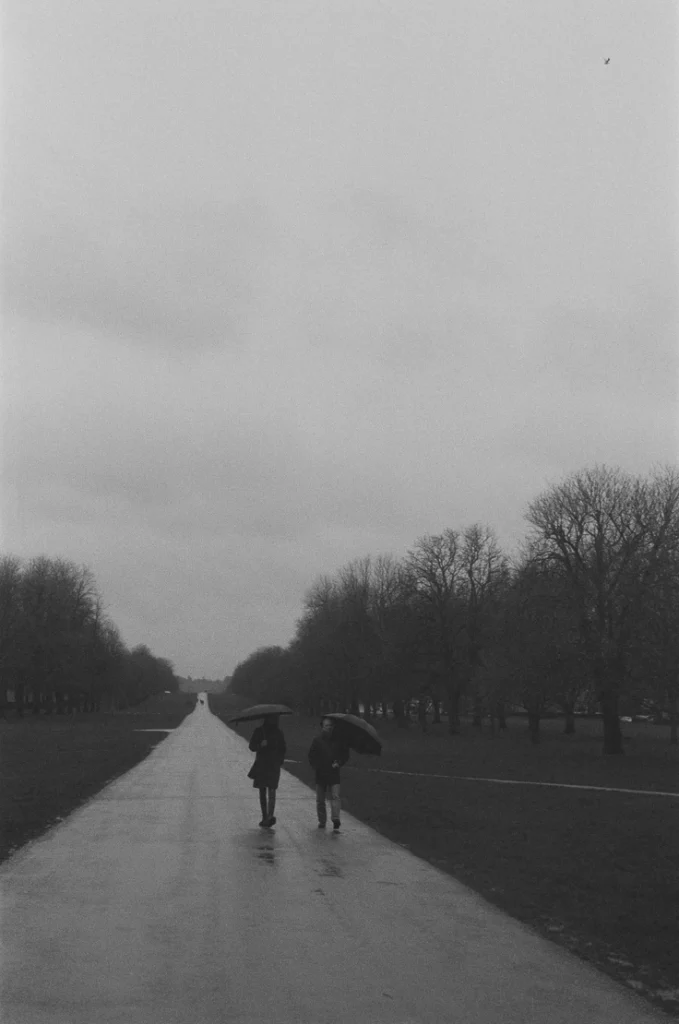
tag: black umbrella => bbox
[324,713,382,755]
[229,703,293,723]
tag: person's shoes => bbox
[268,816,276,826]
[317,822,326,829]
[258,819,267,827]
[332,819,341,831]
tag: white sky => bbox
[2,0,677,677]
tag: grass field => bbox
[0,691,197,863]
[3,690,676,1017]
[212,697,679,1018]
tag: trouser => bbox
[316,783,340,824]
[258,787,276,820]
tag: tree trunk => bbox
[528,711,540,745]
[600,690,624,755]
[418,698,428,733]
[393,699,408,728]
[496,702,508,731]
[381,700,388,719]
[564,703,576,735]
[432,699,441,724]
[669,695,678,746]
[447,688,461,735]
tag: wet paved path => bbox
[0,699,663,1023]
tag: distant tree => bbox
[526,465,679,754]
[406,530,467,734]
[230,646,290,704]
[0,552,176,716]
[0,556,23,713]
[115,645,177,708]
[13,557,98,712]
[367,555,421,725]
[507,555,580,743]
[291,576,347,711]
[93,619,127,711]
[332,559,371,713]
[458,524,510,729]
[220,464,679,759]
[627,542,679,743]
[286,555,422,721]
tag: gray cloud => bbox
[3,139,281,350]
[2,0,677,676]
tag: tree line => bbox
[178,675,232,694]
[0,555,177,715]
[227,465,679,754]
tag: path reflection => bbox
[235,828,277,867]
[256,840,276,866]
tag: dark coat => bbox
[248,725,287,789]
[308,734,350,787]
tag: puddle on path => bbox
[317,858,343,878]
[256,846,276,866]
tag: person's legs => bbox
[267,787,276,823]
[328,784,341,826]
[316,784,327,826]
[258,788,268,824]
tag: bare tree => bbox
[526,465,679,754]
[295,575,347,710]
[406,530,467,733]
[367,555,421,722]
[459,524,510,728]
[0,556,23,713]
[627,535,679,743]
[0,553,175,716]
[336,557,379,714]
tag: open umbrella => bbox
[324,713,382,755]
[229,703,293,723]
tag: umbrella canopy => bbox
[228,703,293,723]
[324,713,382,755]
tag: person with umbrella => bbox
[229,704,293,827]
[307,718,351,831]
[308,713,383,831]
[247,714,287,827]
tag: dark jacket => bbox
[248,725,287,789]
[308,734,350,787]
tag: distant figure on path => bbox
[308,718,350,831]
[248,715,287,827]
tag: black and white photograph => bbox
[1,1,677,1021]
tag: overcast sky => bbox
[2,1,677,678]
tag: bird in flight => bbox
[604,58,610,64]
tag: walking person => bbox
[308,717,350,831]
[248,714,287,827]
